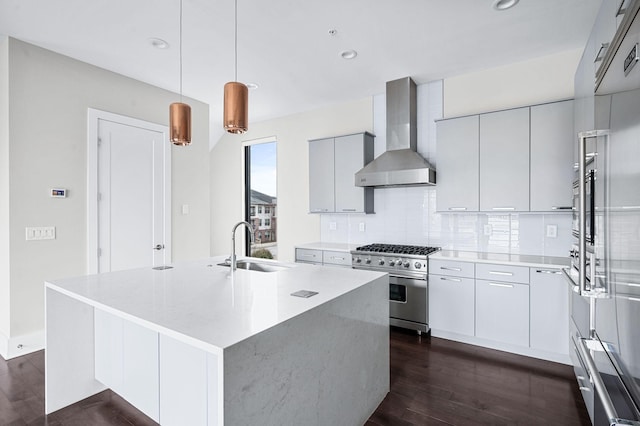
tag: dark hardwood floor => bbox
[0,328,590,425]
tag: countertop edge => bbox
[430,251,570,269]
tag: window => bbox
[245,140,277,259]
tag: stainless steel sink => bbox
[217,259,290,273]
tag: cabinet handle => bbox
[300,254,317,258]
[489,270,513,276]
[440,277,462,282]
[621,206,640,210]
[491,207,515,211]
[488,282,514,288]
[535,269,562,274]
[551,206,573,210]
[628,297,640,302]
[341,209,357,212]
[448,207,467,211]
[594,42,609,63]
[440,267,462,272]
[330,256,345,261]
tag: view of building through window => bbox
[245,141,277,259]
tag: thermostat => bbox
[50,188,67,198]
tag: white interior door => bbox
[88,110,170,273]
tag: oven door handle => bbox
[390,277,427,289]
[562,267,580,294]
[575,338,640,426]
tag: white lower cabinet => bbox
[475,279,530,347]
[429,275,475,336]
[94,309,220,426]
[94,309,160,422]
[530,268,569,355]
[159,335,220,426]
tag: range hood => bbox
[355,77,436,187]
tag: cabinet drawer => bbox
[429,259,474,278]
[475,263,529,284]
[295,248,322,264]
[322,251,352,266]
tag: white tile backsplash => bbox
[319,79,572,258]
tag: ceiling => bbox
[0,0,601,147]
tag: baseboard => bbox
[430,329,572,365]
[0,329,45,360]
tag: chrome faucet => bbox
[230,221,254,270]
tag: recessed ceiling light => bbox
[492,0,519,11]
[246,83,259,90]
[341,49,358,60]
[149,38,169,49]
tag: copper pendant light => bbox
[170,0,192,145]
[223,0,248,134]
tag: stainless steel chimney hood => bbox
[355,77,436,187]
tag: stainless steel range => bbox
[351,243,440,335]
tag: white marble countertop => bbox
[45,257,386,351]
[294,242,359,252]
[431,250,570,269]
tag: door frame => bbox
[87,108,171,274]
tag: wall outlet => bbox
[181,204,189,215]
[359,222,366,232]
[329,221,337,231]
[25,226,56,241]
[546,224,558,238]
[483,224,492,236]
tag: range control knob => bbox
[403,261,411,268]
[378,259,385,266]
[389,259,396,267]
[365,258,371,264]
[355,257,362,263]
[414,262,422,269]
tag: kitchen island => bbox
[45,257,389,425]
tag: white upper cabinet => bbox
[308,137,335,213]
[436,115,480,212]
[530,100,574,211]
[308,132,374,214]
[334,133,374,213]
[479,107,530,212]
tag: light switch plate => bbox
[546,224,558,238]
[329,221,337,231]
[359,222,366,232]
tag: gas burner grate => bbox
[355,243,440,256]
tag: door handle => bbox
[153,244,165,250]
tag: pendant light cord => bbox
[234,0,238,82]
[179,0,183,102]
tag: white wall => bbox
[444,49,582,118]
[210,98,374,262]
[2,38,210,357]
[320,52,578,257]
[0,36,10,342]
